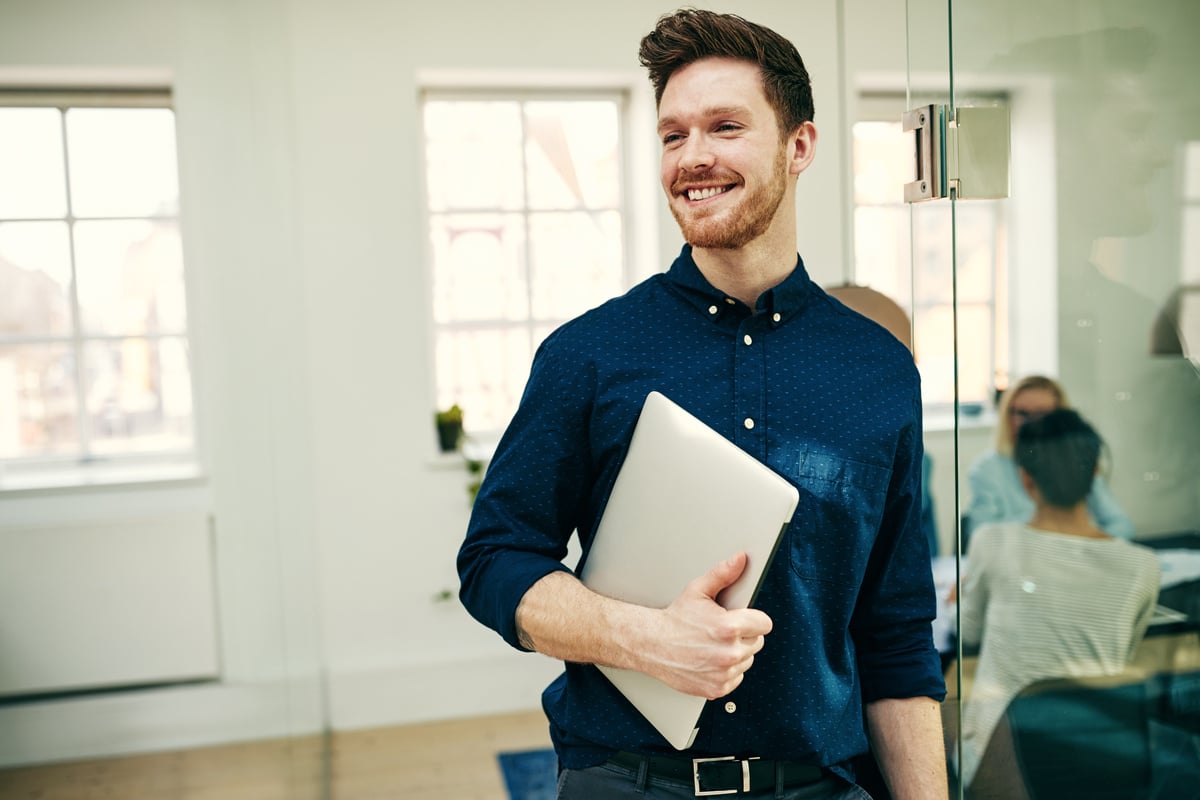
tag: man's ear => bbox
[788,121,817,176]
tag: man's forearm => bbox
[515,570,653,667]
[865,695,948,800]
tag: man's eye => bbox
[662,133,684,145]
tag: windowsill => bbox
[0,459,207,497]
[923,405,998,434]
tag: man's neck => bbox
[691,234,796,308]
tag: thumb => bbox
[690,552,749,600]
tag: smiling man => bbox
[458,9,947,799]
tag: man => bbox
[458,9,946,799]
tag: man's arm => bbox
[865,696,948,800]
[516,552,773,700]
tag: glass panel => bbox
[937,3,1200,798]
[524,100,621,210]
[72,219,187,336]
[82,337,194,456]
[423,100,525,212]
[429,213,528,323]
[65,108,179,217]
[0,108,67,219]
[528,210,623,320]
[435,327,532,434]
[0,342,79,458]
[0,221,74,337]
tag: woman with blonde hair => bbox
[965,375,1134,541]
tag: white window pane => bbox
[529,211,623,320]
[853,121,911,205]
[435,327,532,434]
[0,343,79,458]
[952,304,993,404]
[913,204,955,306]
[914,305,956,405]
[914,303,992,406]
[525,101,621,210]
[66,108,179,217]
[424,101,524,211]
[72,220,186,337]
[1182,207,1200,283]
[0,108,67,219]
[430,213,528,323]
[948,204,999,303]
[83,337,194,456]
[1185,141,1200,201]
[0,221,74,337]
[853,206,911,305]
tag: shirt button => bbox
[743,418,755,430]
[708,305,719,315]
[743,334,753,346]
[772,312,782,323]
[724,701,737,714]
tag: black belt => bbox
[608,751,825,796]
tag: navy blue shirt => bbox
[457,246,945,779]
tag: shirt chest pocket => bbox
[788,451,893,587]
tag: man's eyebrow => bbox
[657,105,752,132]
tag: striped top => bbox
[957,522,1160,785]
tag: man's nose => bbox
[678,134,714,172]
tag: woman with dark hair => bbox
[966,375,1134,541]
[955,409,1160,788]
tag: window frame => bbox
[0,88,200,486]
[417,71,658,447]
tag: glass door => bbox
[917,1,1200,797]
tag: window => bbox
[1177,141,1200,364]
[852,93,1010,411]
[422,90,630,435]
[0,91,194,470]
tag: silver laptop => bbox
[578,391,800,750]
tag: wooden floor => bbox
[0,709,553,800]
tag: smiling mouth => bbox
[686,185,733,201]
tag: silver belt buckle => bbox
[692,755,759,796]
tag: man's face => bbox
[657,57,792,250]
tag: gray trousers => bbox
[556,760,874,799]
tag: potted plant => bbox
[434,404,464,453]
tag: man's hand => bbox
[515,552,772,700]
[642,552,773,698]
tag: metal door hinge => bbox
[904,104,1010,202]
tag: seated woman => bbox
[955,408,1160,789]
[967,374,1134,541]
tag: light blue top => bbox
[966,449,1135,539]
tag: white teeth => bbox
[687,186,728,201]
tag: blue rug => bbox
[497,748,558,800]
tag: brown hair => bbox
[638,8,814,138]
[995,375,1070,455]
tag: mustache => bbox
[671,170,739,194]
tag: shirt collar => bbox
[664,244,814,324]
